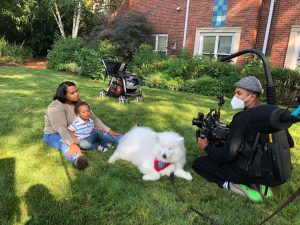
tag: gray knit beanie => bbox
[235,76,263,94]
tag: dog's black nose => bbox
[162,154,167,159]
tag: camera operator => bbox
[193,76,269,202]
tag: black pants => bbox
[192,156,254,188]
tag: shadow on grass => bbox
[0,158,21,225]
[25,184,77,225]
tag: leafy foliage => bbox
[129,44,166,77]
[47,37,82,70]
[84,10,153,59]
[79,41,118,79]
[0,38,32,64]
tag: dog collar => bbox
[154,159,171,171]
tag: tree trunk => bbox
[52,2,65,38]
[72,1,82,38]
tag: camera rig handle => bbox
[220,49,277,106]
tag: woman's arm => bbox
[47,104,75,146]
[90,110,111,132]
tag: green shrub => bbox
[181,79,197,93]
[84,10,152,59]
[183,76,220,96]
[271,67,300,104]
[79,41,118,80]
[163,56,192,79]
[57,62,81,73]
[241,55,265,80]
[219,73,243,97]
[191,57,239,79]
[241,56,300,103]
[165,78,184,91]
[0,38,32,64]
[47,38,82,70]
[130,44,165,77]
[79,48,103,79]
[143,72,168,88]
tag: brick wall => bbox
[117,0,300,68]
[117,0,187,55]
[259,0,300,67]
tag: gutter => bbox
[262,0,275,54]
[182,0,190,48]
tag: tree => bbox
[72,0,82,38]
[51,0,124,39]
[51,1,66,38]
[84,10,153,59]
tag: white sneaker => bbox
[97,145,108,153]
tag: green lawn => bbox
[0,66,299,225]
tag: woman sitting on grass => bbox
[43,81,121,170]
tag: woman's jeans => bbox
[43,131,122,164]
[43,133,77,164]
[78,129,122,150]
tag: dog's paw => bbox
[174,170,193,181]
[142,173,160,181]
[182,172,193,181]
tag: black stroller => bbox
[99,56,143,103]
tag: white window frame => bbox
[198,33,234,58]
[152,34,168,54]
[297,33,300,67]
[193,27,242,63]
[285,26,300,69]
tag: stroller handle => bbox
[220,49,277,105]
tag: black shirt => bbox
[204,109,258,172]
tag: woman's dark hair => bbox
[74,101,90,115]
[53,81,76,103]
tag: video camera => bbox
[192,96,229,146]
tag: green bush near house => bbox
[79,41,118,80]
[131,48,300,103]
[143,72,168,88]
[241,56,300,103]
[271,67,300,104]
[183,76,220,96]
[130,44,166,77]
[48,38,119,80]
[46,39,300,104]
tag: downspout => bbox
[262,0,275,54]
[182,0,190,48]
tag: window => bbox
[200,33,233,58]
[152,34,168,53]
[285,26,300,69]
[193,27,241,62]
[297,33,300,67]
[297,46,300,67]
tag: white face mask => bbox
[231,96,245,110]
[231,95,252,110]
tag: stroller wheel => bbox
[118,96,127,104]
[135,95,144,102]
[99,90,107,97]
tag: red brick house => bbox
[117,0,300,69]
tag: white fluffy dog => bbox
[108,126,193,181]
